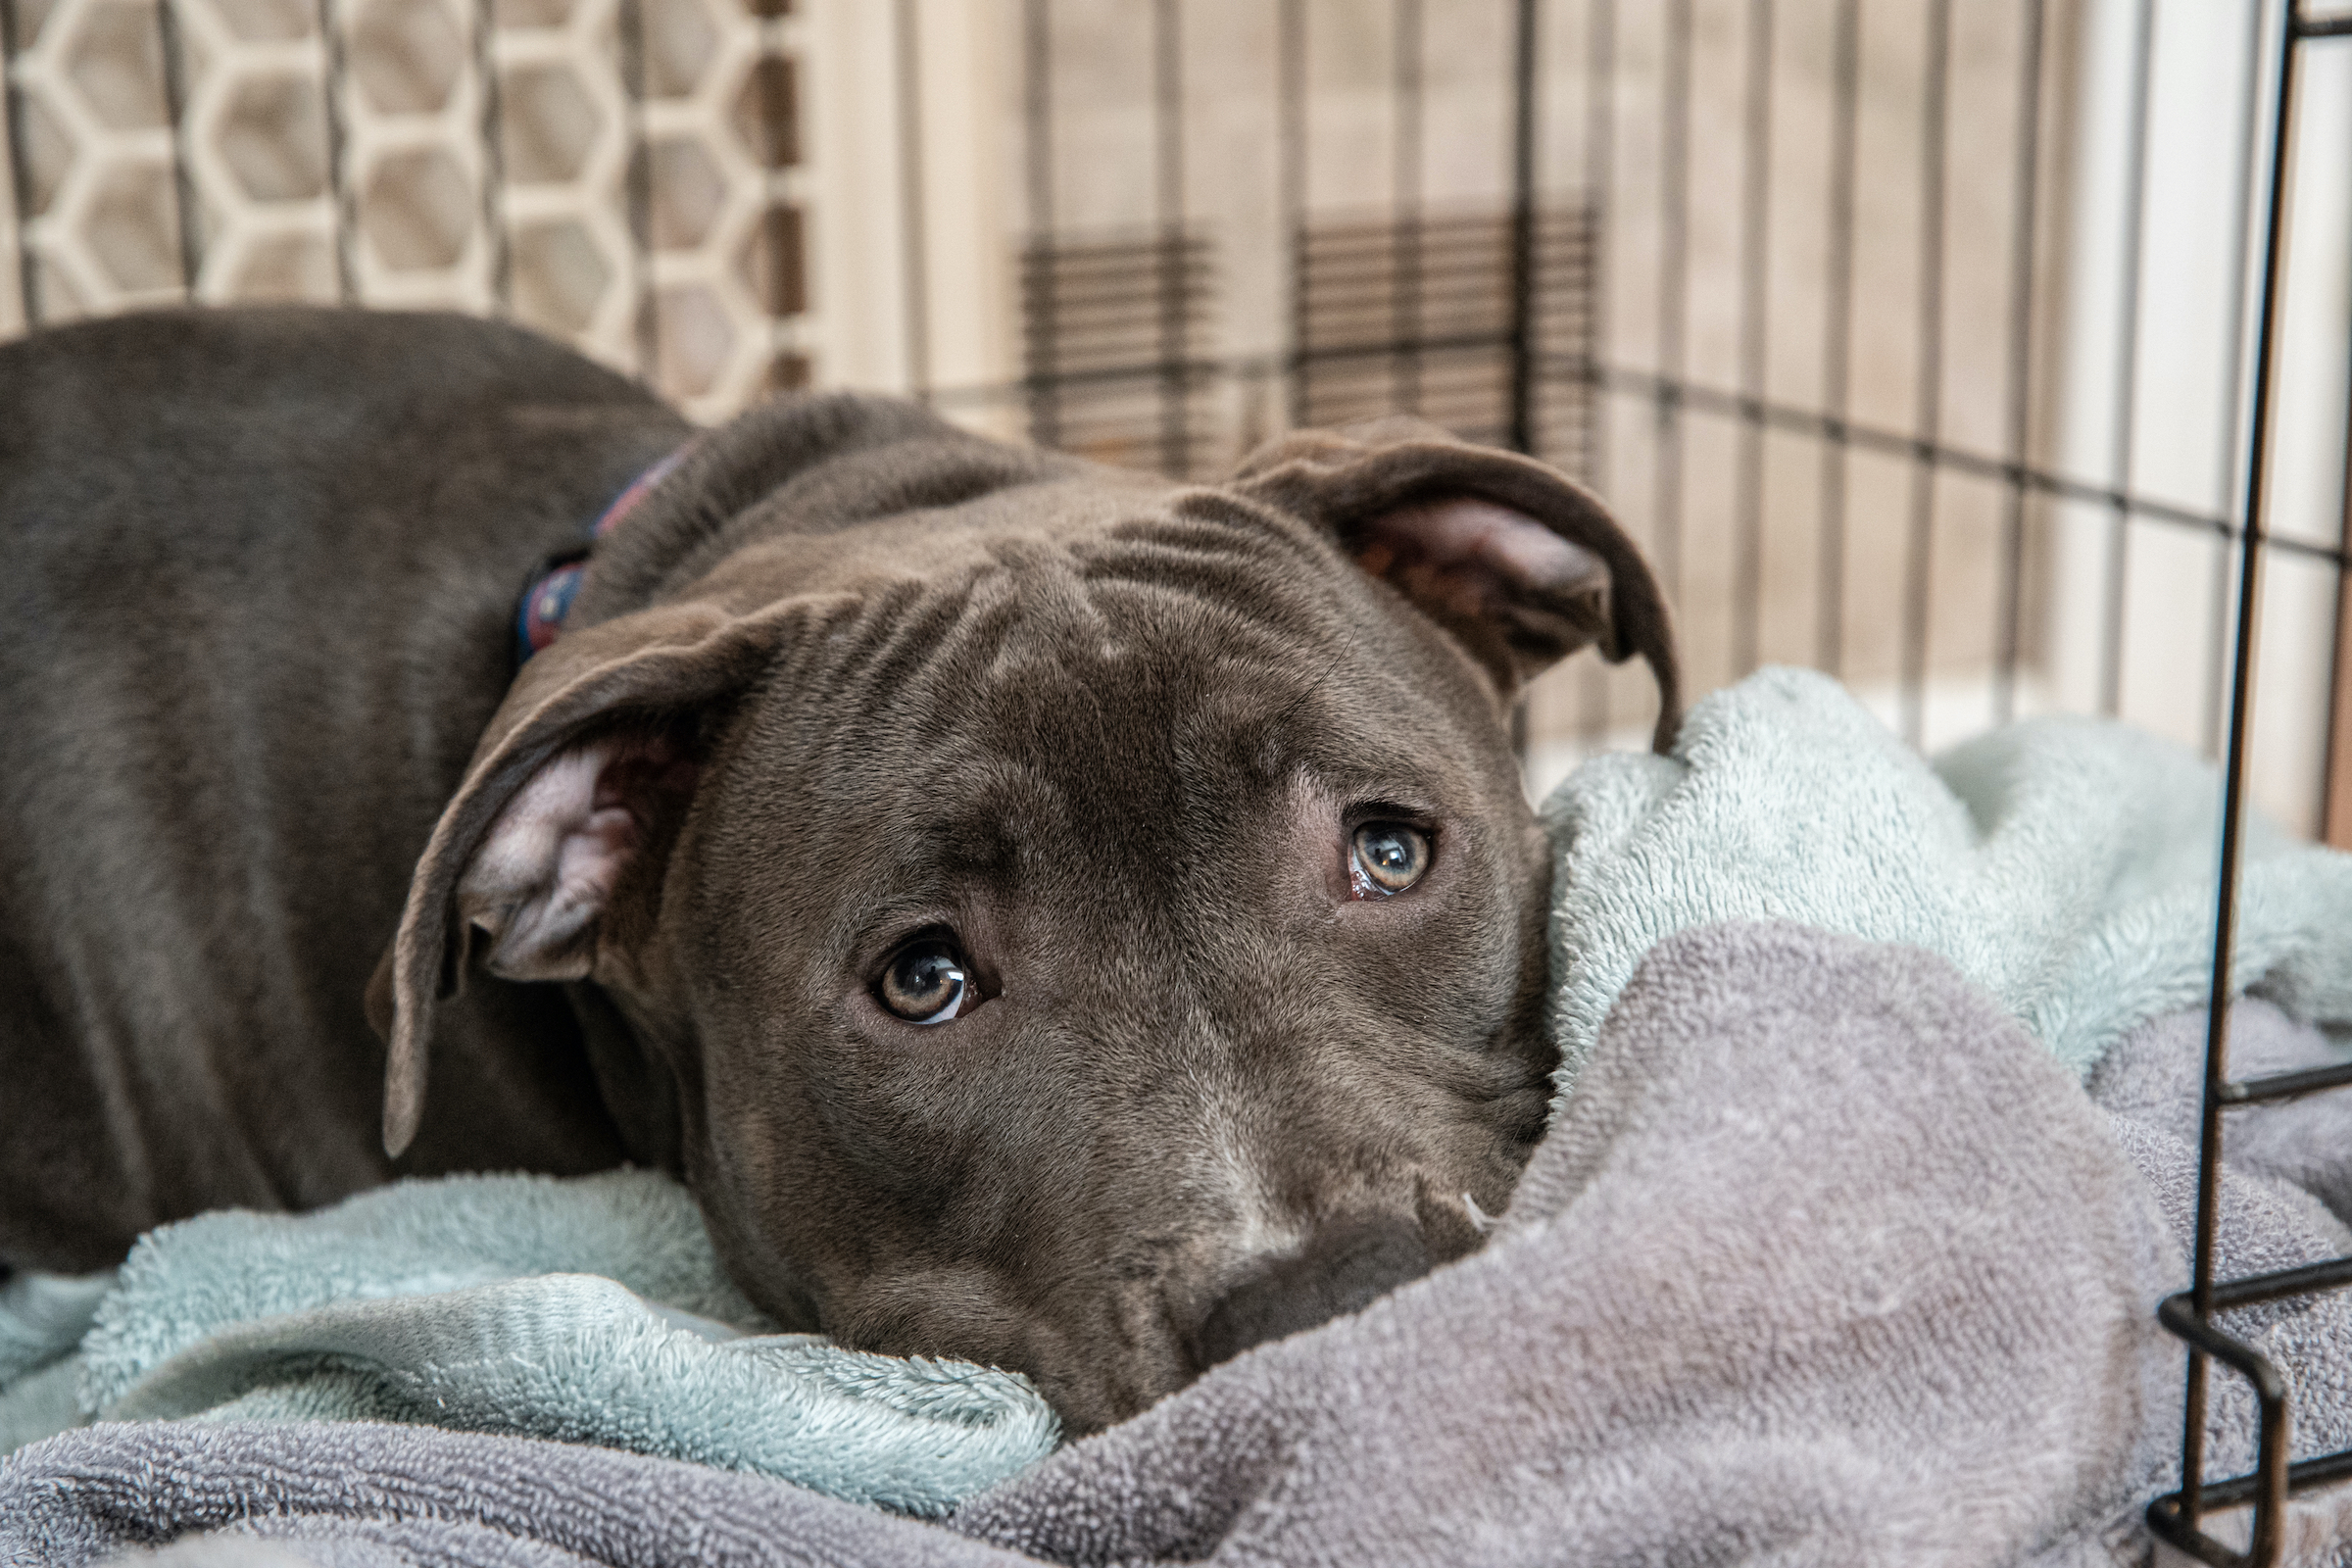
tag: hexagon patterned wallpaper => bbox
[0,0,807,419]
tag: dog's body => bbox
[0,308,1674,1428]
[0,311,678,1255]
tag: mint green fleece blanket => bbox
[0,1170,1056,1514]
[1544,666,2352,1103]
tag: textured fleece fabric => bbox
[1544,666,2352,1102]
[2084,1000,2352,1564]
[0,1272,111,1452]
[0,1169,1056,1515]
[22,921,2336,1568]
[12,1421,1016,1568]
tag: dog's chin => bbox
[1026,1358,1178,1439]
[810,1206,1487,1437]
[814,1263,1197,1438]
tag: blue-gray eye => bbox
[879,939,969,1024]
[1350,822,1432,897]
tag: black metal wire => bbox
[2225,1055,2352,1106]
[1577,0,1616,746]
[1152,0,1187,477]
[2205,7,2272,759]
[2097,0,2157,719]
[1504,0,1538,458]
[749,1,797,381]
[2173,2,2302,1553]
[1504,0,1540,758]
[1392,0,1422,417]
[2155,1285,2293,1565]
[617,0,656,382]
[0,0,40,326]
[474,0,511,312]
[1991,0,2044,725]
[1652,0,1690,601]
[1732,0,1772,677]
[2323,294,2352,838]
[1553,354,2352,562]
[1815,0,1857,678]
[1022,0,1057,447]
[1581,0,1612,494]
[155,0,201,297]
[617,0,657,377]
[894,0,931,402]
[1899,0,1951,749]
[2166,1447,2352,1524]
[1278,0,1303,433]
[315,0,357,302]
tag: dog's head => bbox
[373,398,1675,1431]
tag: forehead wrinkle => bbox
[1090,491,1340,610]
[1074,565,1308,677]
[1074,501,1356,647]
[812,526,1092,673]
[811,575,981,741]
[857,501,1352,731]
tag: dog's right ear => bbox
[369,596,823,1157]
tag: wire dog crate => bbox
[3,0,2351,1559]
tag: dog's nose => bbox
[1188,1215,1436,1370]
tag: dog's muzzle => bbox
[1185,1215,1438,1371]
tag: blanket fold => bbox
[1544,666,2352,1099]
[0,1270,112,1452]
[1,1168,1057,1516]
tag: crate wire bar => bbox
[2148,6,2352,1565]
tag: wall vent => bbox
[1296,204,1599,478]
[1019,226,1216,478]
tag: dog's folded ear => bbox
[1228,416,1680,751]
[369,597,814,1157]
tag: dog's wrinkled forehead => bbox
[770,486,1483,814]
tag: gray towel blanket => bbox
[14,922,2352,1566]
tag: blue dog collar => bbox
[514,445,691,667]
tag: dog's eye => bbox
[1350,822,1432,898]
[878,938,971,1024]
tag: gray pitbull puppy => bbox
[0,306,1677,1431]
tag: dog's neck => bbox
[514,443,697,668]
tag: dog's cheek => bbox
[676,1077,836,1332]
